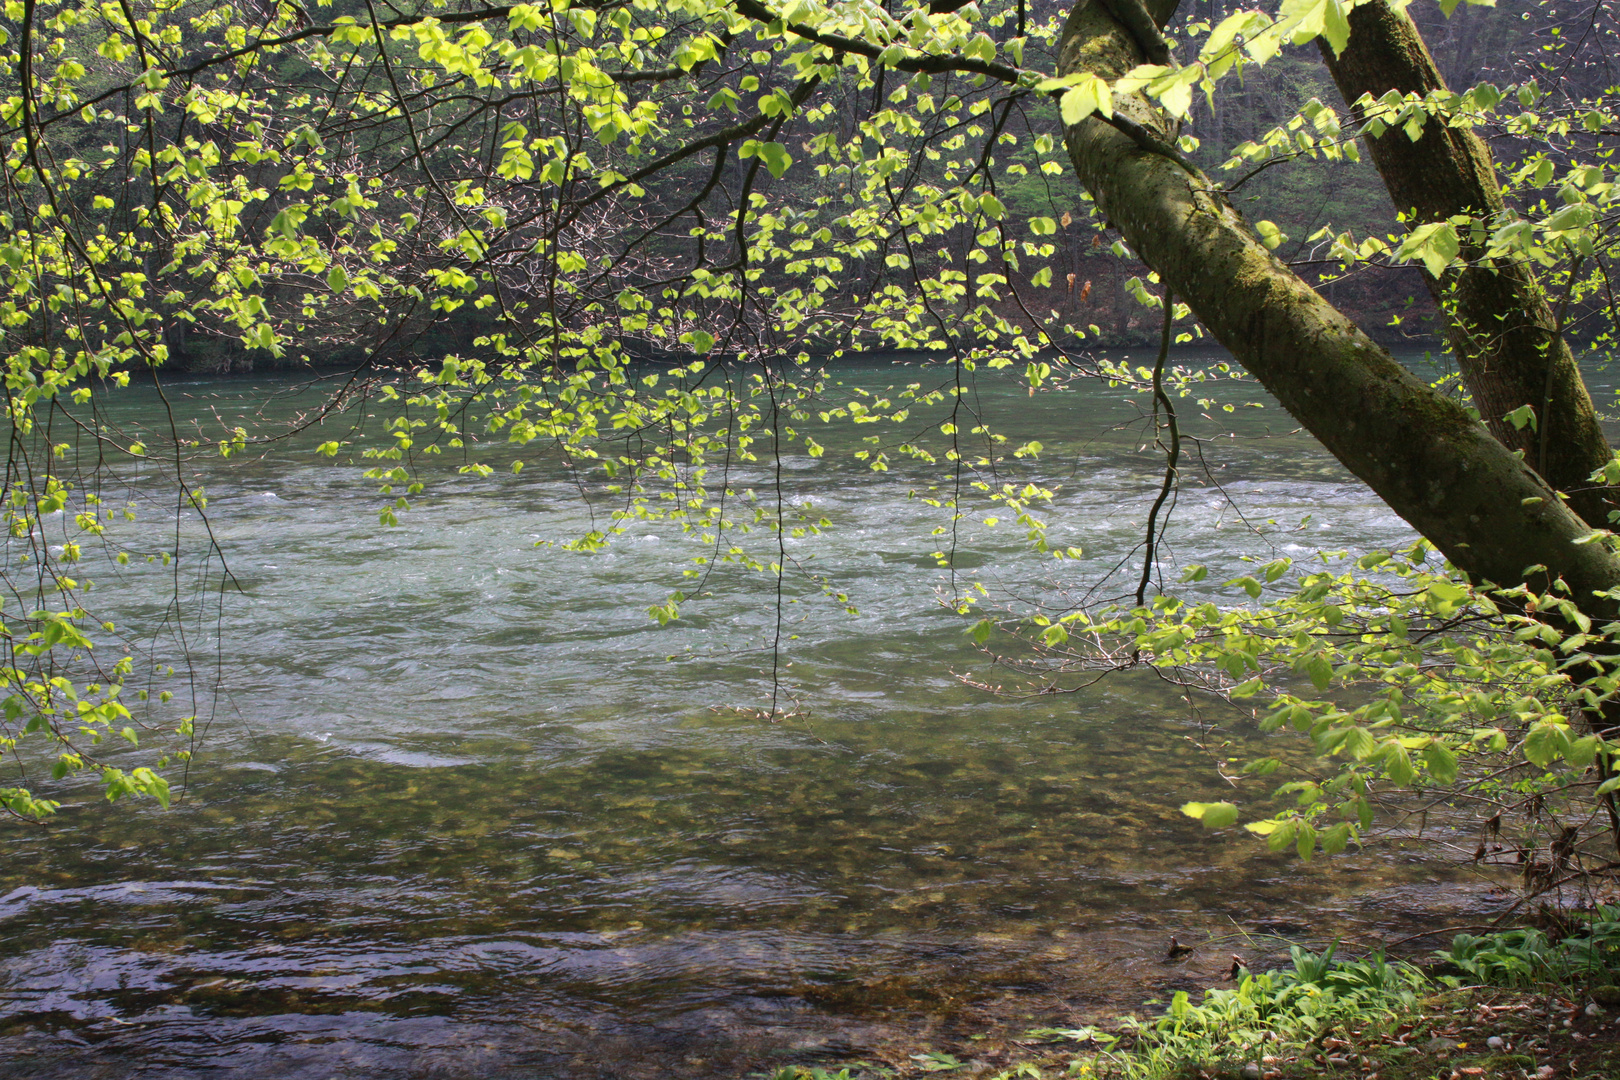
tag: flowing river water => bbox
[0,354,1538,1078]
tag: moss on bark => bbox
[1320,0,1618,530]
[1057,0,1620,617]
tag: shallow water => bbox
[1,355,1510,1078]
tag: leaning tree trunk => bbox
[1057,0,1620,618]
[1317,0,1618,529]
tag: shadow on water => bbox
[0,357,1515,1078]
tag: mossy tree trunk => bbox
[1317,0,1618,530]
[1058,0,1620,616]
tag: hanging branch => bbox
[1136,289,1179,608]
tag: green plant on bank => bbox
[1435,904,1620,989]
[1096,920,1620,1079]
[762,944,1430,1079]
[767,923,1620,1079]
[1092,945,1427,1080]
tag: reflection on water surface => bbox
[0,359,1504,1078]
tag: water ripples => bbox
[0,360,1505,1078]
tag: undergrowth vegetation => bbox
[763,909,1620,1080]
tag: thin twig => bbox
[1136,289,1179,607]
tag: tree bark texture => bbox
[1058,1,1620,616]
[1318,0,1618,529]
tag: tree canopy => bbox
[6,0,1620,897]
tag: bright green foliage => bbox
[0,0,1605,842]
[1436,907,1620,988]
[2,0,1108,816]
[1105,923,1620,1077]
[1101,944,1428,1079]
[1008,539,1620,867]
[768,1068,860,1080]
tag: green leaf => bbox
[141,770,171,810]
[911,1051,965,1072]
[1423,742,1459,784]
[1524,722,1572,768]
[1396,221,1461,277]
[1503,404,1537,432]
[1321,0,1352,56]
[1305,653,1333,690]
[971,618,992,644]
[1385,743,1416,786]
[1426,580,1470,605]
[1229,575,1263,598]
[1340,726,1377,760]
[755,141,792,178]
[1059,74,1114,124]
[1296,821,1317,861]
[326,265,348,293]
[1181,801,1240,829]
[1266,819,1298,852]
[1544,203,1595,235]
[1568,735,1602,769]
[1230,677,1263,699]
[1152,66,1200,119]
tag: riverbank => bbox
[839,988,1620,1080]
[762,914,1620,1080]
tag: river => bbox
[0,353,1522,1078]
